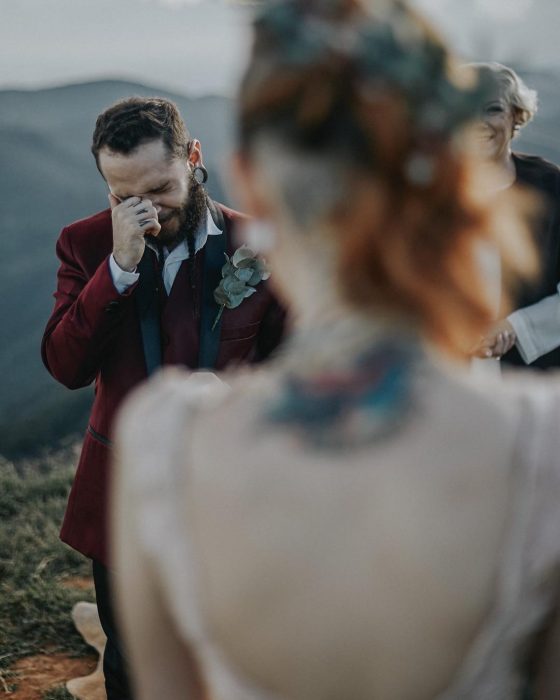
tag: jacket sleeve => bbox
[507,165,560,365]
[508,286,560,364]
[41,226,137,389]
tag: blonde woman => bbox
[472,62,560,368]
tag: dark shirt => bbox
[503,153,560,370]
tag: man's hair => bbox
[91,97,191,169]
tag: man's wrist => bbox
[112,253,137,273]
[109,254,140,294]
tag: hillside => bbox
[0,69,559,457]
[0,80,233,456]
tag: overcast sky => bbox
[0,0,556,97]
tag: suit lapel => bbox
[136,201,227,375]
[198,200,226,368]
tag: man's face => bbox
[99,138,192,245]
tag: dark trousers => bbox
[92,560,134,700]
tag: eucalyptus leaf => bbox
[235,268,254,282]
[223,277,247,294]
[222,261,236,277]
[213,246,269,319]
[227,293,247,309]
[237,258,255,269]
[248,270,263,286]
[232,245,256,267]
[214,285,230,306]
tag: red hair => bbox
[239,0,537,356]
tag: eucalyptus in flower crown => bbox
[243,0,491,183]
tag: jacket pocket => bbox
[220,321,260,342]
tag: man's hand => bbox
[472,319,516,359]
[109,194,161,272]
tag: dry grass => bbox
[0,445,95,696]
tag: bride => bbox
[112,1,560,698]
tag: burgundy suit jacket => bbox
[42,204,285,565]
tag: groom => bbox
[41,97,285,699]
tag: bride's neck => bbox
[277,228,411,338]
[284,239,348,330]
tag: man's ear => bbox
[187,139,203,166]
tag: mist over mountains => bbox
[0,71,558,457]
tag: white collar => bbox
[145,207,223,294]
[145,207,222,264]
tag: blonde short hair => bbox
[469,62,538,132]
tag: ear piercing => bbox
[193,165,209,184]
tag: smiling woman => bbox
[469,62,560,369]
[472,62,537,166]
[469,64,537,197]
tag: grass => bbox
[0,445,95,690]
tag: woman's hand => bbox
[472,319,516,359]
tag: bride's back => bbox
[187,364,538,700]
[113,2,560,698]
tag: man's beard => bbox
[150,172,208,249]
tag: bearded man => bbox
[41,97,285,699]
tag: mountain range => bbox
[0,71,558,457]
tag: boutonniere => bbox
[212,245,271,330]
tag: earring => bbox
[193,164,208,185]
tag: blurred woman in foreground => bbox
[113,1,560,698]
[472,62,560,368]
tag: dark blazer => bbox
[503,153,560,370]
[42,204,285,564]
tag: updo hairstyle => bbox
[238,0,536,355]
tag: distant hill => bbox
[0,72,559,457]
[514,68,560,164]
[0,80,234,456]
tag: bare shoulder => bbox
[454,366,560,481]
[114,368,231,460]
[447,361,560,420]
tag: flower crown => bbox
[249,0,491,172]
